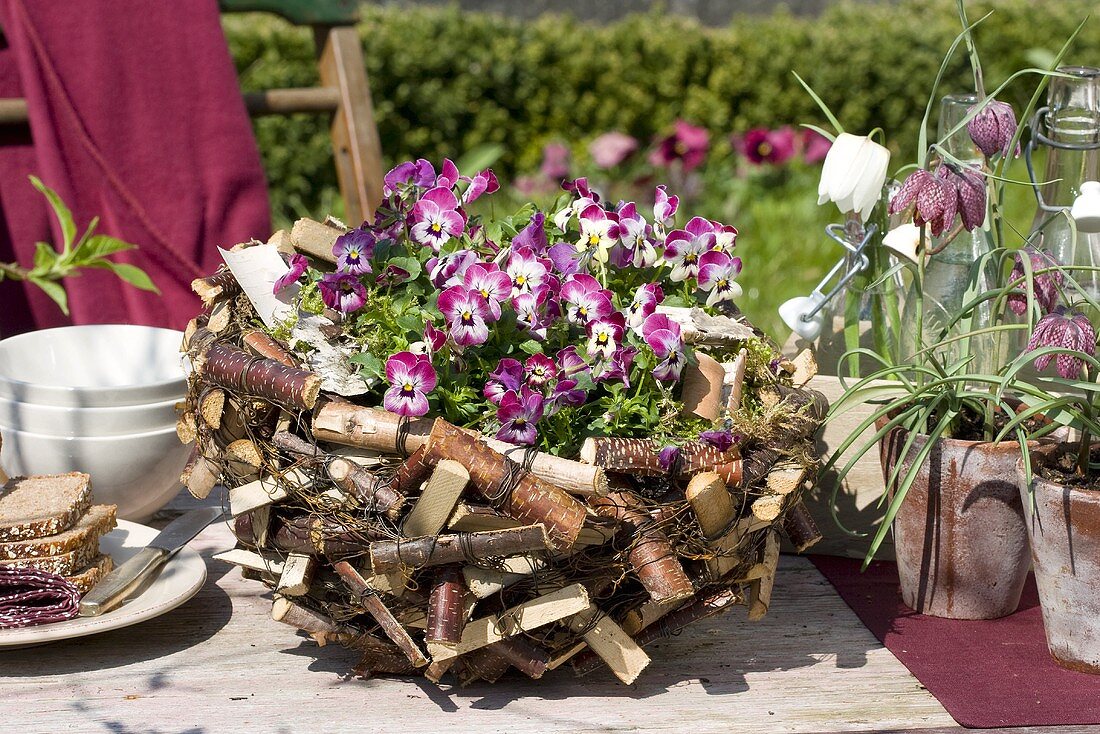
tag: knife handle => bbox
[79,546,170,617]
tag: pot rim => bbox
[1015,451,1100,496]
[876,414,1056,453]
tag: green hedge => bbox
[224,0,1097,227]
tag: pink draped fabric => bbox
[0,0,270,334]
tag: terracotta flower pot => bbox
[1017,457,1100,673]
[877,417,1035,619]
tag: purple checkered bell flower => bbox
[1007,247,1064,316]
[936,165,986,232]
[1027,307,1097,379]
[967,99,1019,159]
[889,169,957,236]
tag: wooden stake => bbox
[463,555,546,599]
[276,553,315,597]
[368,525,550,574]
[229,468,312,516]
[568,605,650,685]
[214,548,284,576]
[402,460,469,538]
[781,499,823,552]
[747,530,781,621]
[429,583,590,661]
[333,561,428,667]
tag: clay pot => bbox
[877,418,1035,619]
[1017,457,1100,673]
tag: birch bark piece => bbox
[201,342,322,411]
[428,583,590,661]
[655,305,756,345]
[368,525,550,574]
[333,561,428,667]
[781,499,823,552]
[724,348,749,413]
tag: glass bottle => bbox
[1028,66,1100,301]
[901,93,1001,374]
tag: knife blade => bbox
[79,506,223,617]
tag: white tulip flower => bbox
[817,132,891,222]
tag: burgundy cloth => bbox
[0,0,269,334]
[812,555,1100,728]
[0,566,80,628]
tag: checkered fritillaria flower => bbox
[1027,308,1097,379]
[967,99,1019,159]
[1007,247,1064,316]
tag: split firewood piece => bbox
[547,641,589,671]
[591,491,694,605]
[391,445,434,494]
[747,530,781,621]
[428,583,591,661]
[206,299,235,334]
[225,439,265,479]
[191,267,240,307]
[789,348,818,388]
[573,588,741,678]
[276,553,315,597]
[229,468,310,516]
[426,565,467,648]
[568,604,650,685]
[180,444,219,500]
[685,472,741,579]
[580,437,737,478]
[680,352,727,421]
[782,499,823,552]
[272,515,384,556]
[423,419,587,551]
[724,348,749,413]
[751,494,786,523]
[447,503,614,547]
[766,461,807,496]
[369,524,551,574]
[333,561,428,667]
[242,328,299,368]
[267,228,295,256]
[200,342,322,412]
[197,387,226,429]
[485,636,552,680]
[214,548,284,576]
[402,460,469,538]
[181,315,207,352]
[290,218,343,263]
[175,412,197,445]
[423,659,455,684]
[312,402,607,497]
[654,305,756,346]
[463,555,546,599]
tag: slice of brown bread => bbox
[0,504,116,560]
[0,539,100,576]
[66,554,113,596]
[0,473,92,542]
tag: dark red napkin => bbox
[0,0,270,334]
[812,555,1100,728]
[0,565,80,628]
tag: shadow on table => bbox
[0,554,233,678]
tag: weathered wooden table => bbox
[0,489,972,733]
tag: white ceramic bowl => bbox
[0,325,187,407]
[0,395,180,437]
[0,424,191,522]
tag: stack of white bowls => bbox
[0,325,191,522]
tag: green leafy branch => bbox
[0,176,159,315]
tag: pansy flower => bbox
[437,285,491,348]
[496,387,545,446]
[273,254,308,294]
[663,217,716,282]
[576,204,619,264]
[409,186,466,251]
[507,247,551,296]
[375,263,411,287]
[699,429,737,452]
[383,158,436,197]
[548,242,584,276]
[333,228,375,275]
[382,352,437,418]
[463,262,512,320]
[318,272,366,313]
[586,313,626,360]
[594,346,637,387]
[541,143,571,181]
[461,169,500,204]
[427,249,478,289]
[560,273,614,325]
[513,286,554,340]
[556,345,590,377]
[653,185,679,237]
[590,132,639,169]
[697,250,744,306]
[547,378,586,412]
[423,321,447,354]
[650,120,710,172]
[513,212,549,254]
[524,353,557,387]
[625,283,664,331]
[484,357,523,405]
[436,158,460,189]
[613,203,657,268]
[553,185,599,231]
[658,445,681,473]
[710,223,738,254]
[642,313,685,383]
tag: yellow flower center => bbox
[461,310,473,323]
[717,279,728,289]
[431,222,442,233]
[588,233,601,246]
[516,275,526,285]
[480,288,490,299]
[685,253,697,264]
[579,306,588,316]
[402,382,414,392]
[759,142,773,156]
[597,333,608,344]
[712,243,724,252]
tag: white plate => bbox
[0,519,207,647]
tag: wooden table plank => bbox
[0,489,955,733]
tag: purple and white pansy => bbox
[560,273,614,325]
[318,272,367,313]
[496,387,545,445]
[697,250,744,306]
[383,351,437,417]
[463,262,513,320]
[410,187,466,251]
[273,254,308,294]
[437,285,492,348]
[642,312,685,383]
[625,283,664,331]
[663,217,717,282]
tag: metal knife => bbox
[79,506,223,617]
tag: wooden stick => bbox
[751,494,785,523]
[568,605,650,685]
[457,648,511,685]
[290,217,342,263]
[191,267,240,307]
[781,499,823,552]
[789,348,818,388]
[312,402,607,497]
[747,530,781,621]
[423,419,587,551]
[426,566,467,647]
[428,583,590,661]
[242,328,299,367]
[766,461,807,496]
[680,352,727,421]
[368,525,551,574]
[225,438,264,478]
[201,342,322,411]
[725,348,749,412]
[391,445,434,494]
[685,472,741,579]
[580,437,736,478]
[229,468,311,516]
[486,636,551,680]
[181,444,219,500]
[276,553,315,597]
[591,491,694,605]
[402,460,468,538]
[214,548,284,576]
[462,555,546,599]
[333,561,428,667]
[447,502,615,547]
[272,515,384,556]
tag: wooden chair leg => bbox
[314,25,383,226]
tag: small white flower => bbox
[817,133,890,222]
[882,222,922,265]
